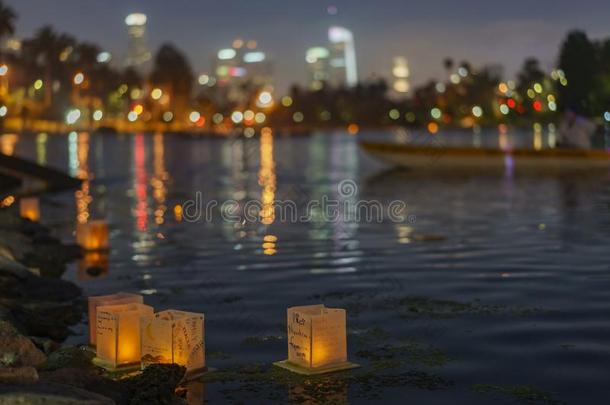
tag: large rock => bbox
[0,249,35,280]
[0,271,82,341]
[0,319,46,368]
[38,347,128,404]
[0,230,32,262]
[5,300,83,342]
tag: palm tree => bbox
[0,1,16,61]
[22,26,75,108]
[443,58,454,76]
[150,43,194,119]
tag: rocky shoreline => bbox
[0,209,188,404]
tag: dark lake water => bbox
[6,128,610,404]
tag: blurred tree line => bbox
[0,0,608,130]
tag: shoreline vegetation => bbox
[0,0,608,139]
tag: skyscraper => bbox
[213,39,272,105]
[306,47,330,90]
[328,26,358,87]
[390,57,410,100]
[125,13,151,71]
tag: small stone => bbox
[0,383,115,404]
[0,319,46,368]
[0,366,39,384]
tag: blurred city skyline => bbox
[6,0,610,92]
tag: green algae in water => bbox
[472,384,563,404]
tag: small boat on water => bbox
[359,141,610,171]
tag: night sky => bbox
[7,0,610,92]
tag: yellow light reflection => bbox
[152,133,168,225]
[258,128,278,255]
[36,133,47,165]
[258,127,276,226]
[75,132,92,225]
[533,128,542,151]
[1,133,18,155]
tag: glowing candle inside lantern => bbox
[20,197,40,222]
[140,310,205,378]
[275,304,358,375]
[76,220,109,251]
[94,303,154,370]
[88,293,143,346]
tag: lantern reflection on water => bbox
[274,304,359,375]
[88,293,143,346]
[19,197,40,222]
[140,310,206,379]
[79,251,109,280]
[76,220,109,251]
[93,303,154,371]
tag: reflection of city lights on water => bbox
[74,132,92,225]
[134,133,148,232]
[259,127,276,229]
[0,133,18,155]
[152,133,168,225]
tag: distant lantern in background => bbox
[77,220,109,251]
[140,310,206,379]
[274,304,358,375]
[88,292,143,346]
[93,302,154,371]
[19,197,40,222]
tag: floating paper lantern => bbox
[93,302,154,371]
[274,304,358,375]
[88,293,144,347]
[140,310,206,379]
[76,220,109,251]
[79,252,109,280]
[20,197,40,222]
